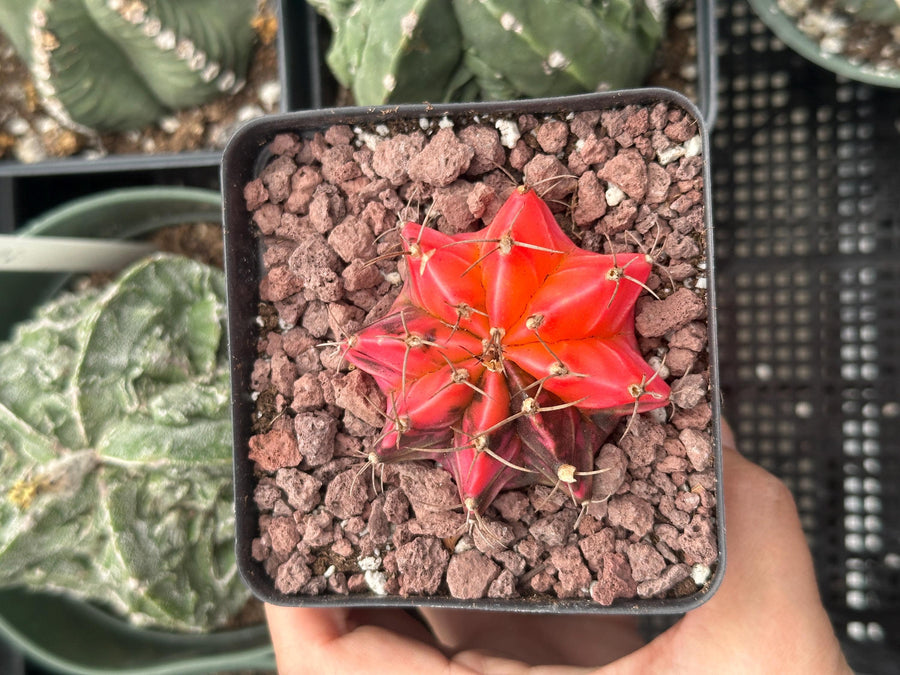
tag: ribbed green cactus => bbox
[0,255,248,632]
[308,0,463,104]
[0,0,258,132]
[308,0,664,105]
[835,0,900,24]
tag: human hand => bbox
[265,424,852,674]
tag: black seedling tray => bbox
[711,1,900,670]
[0,0,317,232]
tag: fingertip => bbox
[265,604,351,647]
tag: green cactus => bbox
[308,0,463,105]
[0,0,258,132]
[307,0,664,105]
[0,255,249,632]
[834,0,900,24]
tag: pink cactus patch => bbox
[343,186,669,516]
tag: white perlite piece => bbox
[605,183,625,207]
[495,118,520,148]
[691,563,711,585]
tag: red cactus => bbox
[343,186,669,516]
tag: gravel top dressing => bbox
[231,94,721,611]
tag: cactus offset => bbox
[0,0,258,132]
[343,187,670,517]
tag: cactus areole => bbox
[343,186,670,517]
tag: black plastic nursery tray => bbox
[223,89,724,614]
[0,0,316,232]
[712,1,900,670]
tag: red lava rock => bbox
[535,119,569,154]
[276,468,324,513]
[549,545,592,598]
[672,402,713,431]
[607,494,655,538]
[249,428,301,472]
[382,488,411,524]
[408,511,466,538]
[275,552,312,594]
[522,154,576,202]
[635,288,707,338]
[591,553,637,606]
[324,468,369,519]
[599,148,648,202]
[293,412,337,467]
[678,515,718,565]
[395,537,450,595]
[260,266,303,303]
[625,542,667,582]
[447,550,500,599]
[372,132,426,185]
[574,171,607,226]
[637,563,691,598]
[332,370,385,429]
[579,528,616,572]
[680,428,713,471]
[669,322,707,351]
[459,125,506,176]
[244,178,269,210]
[291,372,325,412]
[260,155,297,204]
[529,510,577,548]
[398,465,460,516]
[268,516,300,556]
[619,415,666,467]
[665,114,697,143]
[488,569,518,598]
[670,374,707,409]
[665,347,698,377]
[592,444,628,499]
[302,511,335,548]
[433,180,479,233]
[492,491,530,522]
[407,128,474,187]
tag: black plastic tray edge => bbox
[0,0,305,179]
[222,88,726,615]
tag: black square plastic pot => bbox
[223,89,725,614]
[0,0,316,232]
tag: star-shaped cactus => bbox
[343,186,669,515]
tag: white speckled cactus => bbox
[308,0,664,105]
[0,0,258,132]
[308,0,463,104]
[0,255,247,632]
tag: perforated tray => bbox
[712,2,900,670]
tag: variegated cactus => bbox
[0,255,248,631]
[343,187,670,517]
[0,0,259,132]
[308,0,664,105]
